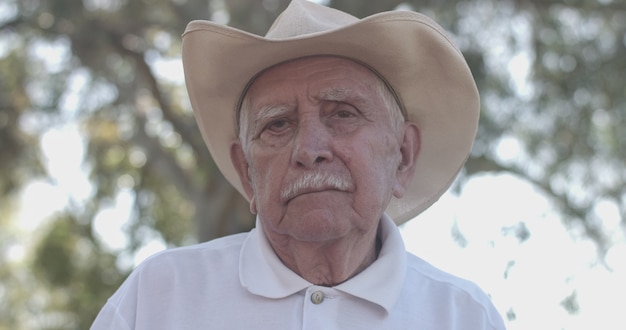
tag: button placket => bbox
[303,287,340,329]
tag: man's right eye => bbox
[267,119,290,133]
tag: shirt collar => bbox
[239,213,407,312]
[334,213,407,313]
[239,218,312,298]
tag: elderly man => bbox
[92,0,506,329]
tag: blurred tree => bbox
[0,0,624,328]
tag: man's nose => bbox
[292,117,333,168]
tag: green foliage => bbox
[0,46,44,197]
[34,216,77,287]
[31,214,127,329]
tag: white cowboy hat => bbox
[182,0,479,225]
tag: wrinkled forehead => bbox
[235,55,406,134]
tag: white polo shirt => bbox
[91,214,506,329]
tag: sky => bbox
[402,174,626,330]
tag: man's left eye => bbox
[336,110,355,118]
[332,103,359,119]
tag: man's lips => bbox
[280,171,353,202]
[286,186,346,201]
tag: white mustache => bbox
[281,172,352,201]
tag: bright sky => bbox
[402,175,626,330]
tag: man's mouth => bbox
[288,186,342,201]
[281,171,353,202]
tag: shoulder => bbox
[109,232,249,301]
[137,232,248,270]
[116,232,249,294]
[92,233,252,329]
[402,252,505,329]
[405,252,485,295]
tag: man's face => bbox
[232,56,416,244]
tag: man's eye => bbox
[332,102,360,119]
[267,119,290,132]
[336,110,355,118]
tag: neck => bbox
[266,226,382,286]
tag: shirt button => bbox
[310,290,324,304]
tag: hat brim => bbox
[182,11,479,225]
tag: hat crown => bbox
[266,0,358,39]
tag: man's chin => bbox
[280,207,354,242]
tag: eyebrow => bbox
[249,105,291,135]
[246,87,366,135]
[320,87,373,106]
[319,88,351,102]
[255,104,291,121]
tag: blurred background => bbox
[0,0,624,329]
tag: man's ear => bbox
[393,122,420,198]
[230,141,256,213]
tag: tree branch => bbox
[132,113,199,201]
[515,0,626,12]
[100,20,215,171]
[0,17,22,32]
[465,155,610,256]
